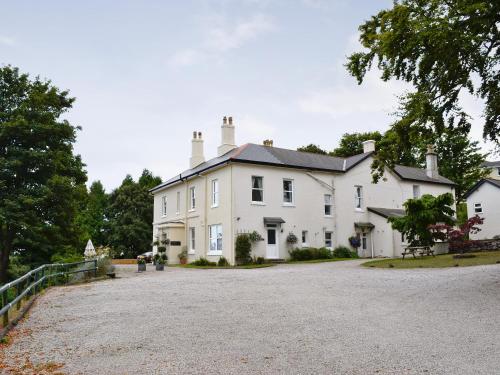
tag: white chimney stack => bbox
[362,140,376,153]
[217,116,237,156]
[190,131,205,168]
[426,144,438,178]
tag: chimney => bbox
[362,140,376,153]
[263,139,274,147]
[190,131,205,168]
[426,144,438,178]
[217,116,237,156]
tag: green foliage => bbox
[217,256,230,267]
[456,203,468,227]
[289,247,333,261]
[286,232,298,244]
[178,248,188,261]
[154,252,168,265]
[235,234,252,263]
[297,144,328,155]
[191,257,216,266]
[253,256,266,265]
[105,170,161,258]
[389,193,455,246]
[137,257,146,265]
[0,65,87,282]
[6,255,30,281]
[332,246,359,258]
[346,0,500,147]
[96,257,115,277]
[77,181,108,247]
[331,131,382,157]
[248,230,263,243]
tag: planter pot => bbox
[180,258,187,265]
[156,263,165,271]
[138,263,146,272]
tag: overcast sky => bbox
[1,0,493,191]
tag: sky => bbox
[0,0,493,191]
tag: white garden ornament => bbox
[84,239,96,258]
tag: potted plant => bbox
[154,252,168,271]
[349,236,361,249]
[178,247,188,265]
[286,232,298,246]
[137,256,146,272]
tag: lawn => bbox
[362,250,500,269]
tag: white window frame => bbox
[189,186,196,210]
[412,184,421,199]
[208,224,223,255]
[176,191,180,214]
[496,166,500,176]
[301,230,308,247]
[474,203,483,214]
[189,227,195,254]
[251,176,264,203]
[324,231,333,249]
[283,179,294,205]
[211,179,219,208]
[161,195,167,217]
[354,185,363,210]
[324,194,332,216]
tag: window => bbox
[354,186,363,209]
[325,232,333,249]
[176,191,180,214]
[251,176,264,202]
[497,167,500,176]
[161,196,167,216]
[189,227,195,253]
[301,230,308,246]
[208,224,223,254]
[324,194,332,216]
[189,186,196,210]
[361,233,367,250]
[283,179,294,204]
[211,179,219,207]
[474,203,483,213]
[412,185,421,199]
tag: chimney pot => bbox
[228,116,233,125]
[263,139,274,147]
[193,131,197,139]
[223,116,227,125]
[198,131,202,139]
[425,144,438,178]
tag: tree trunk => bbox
[0,227,13,284]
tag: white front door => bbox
[266,227,279,259]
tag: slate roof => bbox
[463,178,500,199]
[367,207,406,219]
[151,143,455,192]
[392,165,454,186]
[481,160,500,167]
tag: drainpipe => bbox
[371,231,375,259]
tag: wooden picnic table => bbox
[401,246,435,259]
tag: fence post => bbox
[16,282,22,310]
[94,259,97,278]
[2,289,8,327]
[34,270,39,295]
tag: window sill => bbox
[188,209,196,212]
[324,215,333,218]
[211,205,219,209]
[355,208,364,213]
[207,251,222,256]
[282,203,295,207]
[251,201,266,206]
[301,243,309,248]
[188,250,195,255]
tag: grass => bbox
[170,263,275,269]
[362,250,500,269]
[287,258,353,264]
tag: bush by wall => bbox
[289,247,332,261]
[191,257,216,266]
[332,246,359,258]
[235,234,252,264]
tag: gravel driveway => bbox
[2,261,500,374]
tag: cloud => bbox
[0,35,15,46]
[168,14,275,67]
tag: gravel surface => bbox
[2,261,500,374]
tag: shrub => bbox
[154,252,168,265]
[217,256,230,267]
[254,256,266,264]
[248,230,264,243]
[289,247,332,261]
[348,236,361,248]
[332,246,358,258]
[235,234,252,264]
[96,257,115,277]
[191,257,216,266]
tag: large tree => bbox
[347,0,499,145]
[330,131,383,157]
[106,170,161,258]
[77,181,109,247]
[297,144,328,155]
[0,66,87,282]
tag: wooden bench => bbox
[402,246,435,259]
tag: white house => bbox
[150,117,455,263]
[464,178,500,240]
[481,160,500,180]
